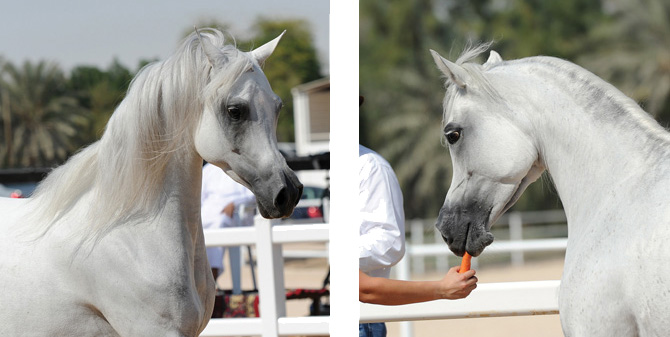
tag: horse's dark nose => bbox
[274,187,289,209]
[273,178,303,216]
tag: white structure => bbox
[291,77,330,157]
[360,280,560,322]
[291,77,330,188]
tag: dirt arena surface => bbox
[386,257,566,337]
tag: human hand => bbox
[438,266,478,300]
[222,202,235,217]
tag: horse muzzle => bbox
[256,170,303,219]
[435,203,494,257]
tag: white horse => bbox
[430,45,670,336]
[0,28,302,336]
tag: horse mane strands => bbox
[29,29,252,247]
[441,42,503,131]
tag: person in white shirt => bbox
[201,163,256,280]
[358,144,405,337]
[359,145,406,278]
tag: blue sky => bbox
[0,0,329,73]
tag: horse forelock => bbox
[30,28,252,246]
[440,43,504,132]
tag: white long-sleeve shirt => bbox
[201,163,256,230]
[358,145,405,278]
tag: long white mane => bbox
[30,29,253,244]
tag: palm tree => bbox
[579,0,670,123]
[0,60,88,168]
[360,0,456,217]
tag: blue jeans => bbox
[359,323,386,337]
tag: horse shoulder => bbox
[85,220,212,336]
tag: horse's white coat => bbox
[0,29,301,336]
[431,47,670,336]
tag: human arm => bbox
[358,267,478,305]
[221,202,235,216]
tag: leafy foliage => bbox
[240,19,323,142]
[67,59,134,143]
[578,0,670,123]
[0,61,88,167]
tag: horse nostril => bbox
[295,184,303,206]
[274,187,288,209]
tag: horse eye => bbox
[445,130,461,144]
[227,106,242,120]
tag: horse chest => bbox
[84,223,213,335]
[23,217,212,336]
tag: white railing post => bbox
[410,220,424,275]
[395,254,410,282]
[254,215,286,337]
[393,257,414,337]
[509,212,524,266]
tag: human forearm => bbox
[359,276,443,305]
[359,267,477,305]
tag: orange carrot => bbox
[459,252,472,274]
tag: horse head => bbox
[430,48,545,257]
[194,30,302,219]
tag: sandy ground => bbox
[386,257,566,337]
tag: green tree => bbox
[68,59,134,142]
[0,60,88,168]
[360,0,467,218]
[241,19,322,142]
[578,0,670,124]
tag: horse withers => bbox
[0,29,301,336]
[431,45,670,336]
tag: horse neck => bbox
[159,151,204,240]
[504,60,670,228]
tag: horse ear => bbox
[251,30,286,65]
[194,27,224,67]
[484,50,503,68]
[430,49,468,89]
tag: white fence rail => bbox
[360,280,560,323]
[201,216,330,337]
[364,210,568,337]
[408,209,567,273]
